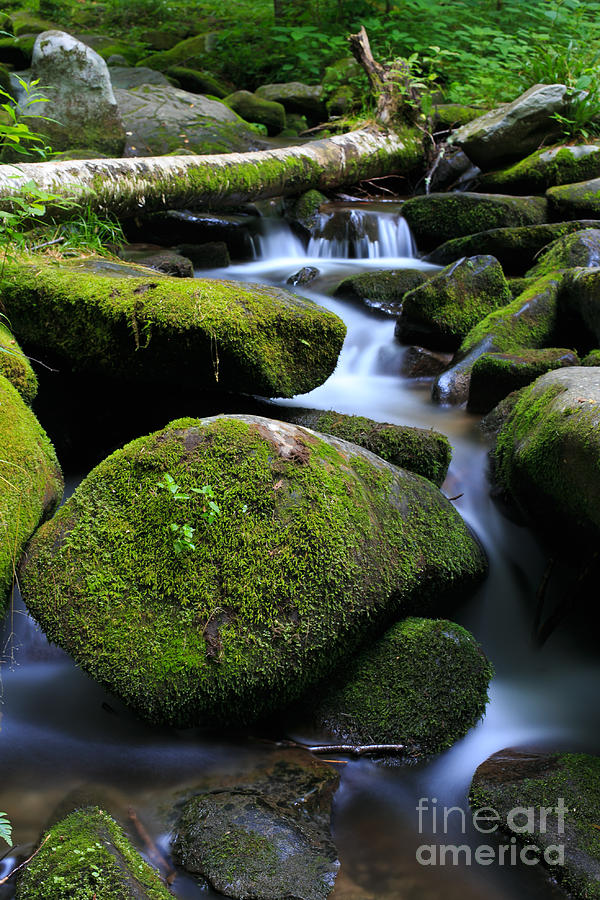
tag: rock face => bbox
[20,415,486,726]
[470,748,600,899]
[2,258,345,397]
[31,31,126,155]
[0,375,62,608]
[468,348,579,413]
[334,268,430,316]
[172,751,339,900]
[451,84,569,169]
[479,143,600,194]
[116,83,267,156]
[494,368,600,546]
[401,192,548,250]
[109,64,170,88]
[16,807,170,899]
[396,255,512,351]
[312,618,493,759]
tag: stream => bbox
[2,201,599,899]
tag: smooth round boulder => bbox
[20,415,486,726]
[225,89,286,135]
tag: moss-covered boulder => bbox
[468,348,579,413]
[396,255,512,351]
[172,751,339,899]
[117,244,194,277]
[282,408,451,485]
[547,176,600,219]
[493,367,600,546]
[433,273,563,404]
[286,189,327,233]
[470,748,600,898]
[0,375,62,608]
[311,617,492,759]
[334,268,430,316]
[528,227,600,278]
[16,807,171,899]
[425,220,600,275]
[224,90,286,135]
[583,349,600,366]
[433,104,484,131]
[479,143,600,195]
[401,192,548,250]
[2,258,344,397]
[0,324,37,403]
[166,65,229,98]
[136,32,214,71]
[255,82,326,123]
[20,415,486,726]
[560,268,600,346]
[0,33,36,67]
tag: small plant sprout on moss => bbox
[0,811,11,846]
[157,473,221,554]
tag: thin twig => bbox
[0,835,50,885]
[30,236,64,251]
[268,737,405,757]
[128,808,176,886]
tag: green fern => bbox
[0,811,12,846]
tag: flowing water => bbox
[1,203,598,898]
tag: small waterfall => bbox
[307,207,416,259]
[250,218,305,259]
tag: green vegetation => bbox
[157,472,221,553]
[0,811,11,846]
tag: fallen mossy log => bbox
[0,128,422,218]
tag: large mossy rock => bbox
[494,367,600,546]
[560,268,600,345]
[468,348,579,414]
[401,192,548,250]
[31,31,126,156]
[166,66,229,98]
[470,748,600,898]
[333,268,430,316]
[225,90,286,135]
[425,221,600,275]
[136,32,215,71]
[20,415,486,726]
[528,227,600,277]
[116,83,267,156]
[433,273,563,404]
[16,807,171,899]
[479,143,600,194]
[451,83,569,170]
[172,750,339,900]
[311,617,493,759]
[0,375,62,608]
[396,255,512,351]
[0,324,37,403]
[255,82,326,123]
[2,258,344,397]
[547,176,600,219]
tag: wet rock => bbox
[334,269,430,316]
[118,243,194,277]
[400,345,453,378]
[1,257,345,397]
[109,65,170,88]
[527,227,600,277]
[287,190,327,233]
[166,65,229,98]
[468,348,579,414]
[311,618,493,760]
[31,30,126,155]
[0,375,62,608]
[560,267,600,345]
[479,390,524,437]
[225,89,286,135]
[425,220,600,275]
[287,266,319,286]
[470,748,600,897]
[428,146,478,192]
[175,241,230,268]
[115,83,267,156]
[127,210,259,258]
[0,324,37,403]
[20,415,486,726]
[396,255,512,351]
[401,192,548,251]
[15,807,170,899]
[172,751,339,900]
[479,143,600,194]
[493,367,600,546]
[256,81,326,123]
[547,176,600,218]
[451,83,570,169]
[433,273,563,404]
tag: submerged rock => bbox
[172,751,339,900]
[451,83,569,169]
[470,748,600,898]
[468,348,579,413]
[0,324,37,403]
[396,255,512,351]
[479,143,600,194]
[16,807,170,899]
[20,415,486,726]
[311,618,493,759]
[401,192,548,250]
[287,266,319,286]
[2,257,345,397]
[0,375,62,608]
[334,268,430,316]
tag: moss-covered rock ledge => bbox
[20,415,486,726]
[1,257,346,397]
[0,374,62,608]
[0,324,37,404]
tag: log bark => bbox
[0,127,421,219]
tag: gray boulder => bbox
[31,30,126,155]
[451,83,570,170]
[256,81,326,122]
[109,65,169,88]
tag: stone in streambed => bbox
[396,255,512,351]
[479,143,600,194]
[311,617,493,760]
[400,345,453,378]
[175,241,230,268]
[166,65,229,98]
[527,227,600,277]
[255,81,326,123]
[468,347,579,414]
[118,243,194,277]
[547,176,600,219]
[287,266,319,286]
[334,268,430,316]
[20,415,486,726]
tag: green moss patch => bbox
[527,228,600,278]
[468,347,579,413]
[480,143,600,195]
[0,324,37,403]
[547,176,600,219]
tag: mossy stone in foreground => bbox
[16,807,171,899]
[1,258,345,398]
[470,749,600,899]
[468,348,579,414]
[20,415,486,726]
[0,375,62,608]
[527,227,600,278]
[0,325,37,403]
[479,143,600,195]
[312,618,493,758]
